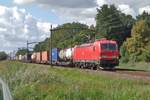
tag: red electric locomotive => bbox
[73,39,119,69]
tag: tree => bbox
[120,14,135,29]
[96,5,123,38]
[33,22,92,51]
[96,4,135,47]
[122,19,150,62]
[73,29,95,45]
[136,11,150,23]
[52,22,89,48]
[34,38,49,52]
[16,48,28,56]
[0,51,7,60]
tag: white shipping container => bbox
[31,53,36,60]
[59,48,73,60]
[65,48,72,59]
[18,55,22,60]
[59,49,66,60]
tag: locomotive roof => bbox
[96,40,117,44]
[75,40,117,48]
[75,43,93,48]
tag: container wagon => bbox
[51,48,73,66]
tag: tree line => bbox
[0,51,7,61]
[17,4,150,63]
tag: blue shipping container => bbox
[51,48,60,63]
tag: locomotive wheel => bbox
[90,66,94,70]
[80,65,84,69]
[90,64,95,70]
[74,63,77,67]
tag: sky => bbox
[0,0,150,52]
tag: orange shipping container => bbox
[36,52,41,63]
[41,51,49,63]
[31,53,36,63]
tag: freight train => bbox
[18,39,119,69]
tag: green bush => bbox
[121,19,150,63]
[120,45,130,63]
[0,51,7,60]
[120,55,129,63]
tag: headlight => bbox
[101,56,109,58]
[111,56,118,58]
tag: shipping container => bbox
[59,48,73,61]
[51,48,60,64]
[41,51,49,64]
[35,52,41,63]
[27,54,32,62]
[15,56,19,60]
[18,54,27,61]
[59,49,66,60]
[21,54,31,62]
[31,53,36,63]
[65,48,73,60]
[18,55,22,60]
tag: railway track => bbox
[82,67,150,81]
[114,68,150,78]
[27,62,150,79]
[64,65,150,78]
[61,66,150,78]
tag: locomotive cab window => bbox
[109,44,117,50]
[101,43,116,51]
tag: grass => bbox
[0,61,150,100]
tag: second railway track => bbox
[114,68,150,78]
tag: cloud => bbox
[13,0,150,26]
[139,6,150,14]
[0,5,6,15]
[13,0,98,25]
[0,27,7,32]
[14,0,35,5]
[118,4,136,17]
[96,0,107,6]
[0,5,54,52]
[51,7,97,25]
[14,0,96,8]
